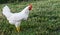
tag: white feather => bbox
[2,5,30,27]
[2,5,12,19]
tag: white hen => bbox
[2,4,32,32]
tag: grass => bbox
[0,0,60,35]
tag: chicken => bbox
[2,4,32,32]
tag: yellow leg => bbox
[16,27,20,32]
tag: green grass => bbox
[0,0,60,35]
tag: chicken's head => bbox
[28,4,32,10]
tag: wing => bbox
[2,5,12,18]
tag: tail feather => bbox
[2,5,12,18]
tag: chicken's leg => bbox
[16,27,20,32]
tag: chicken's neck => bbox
[19,6,29,15]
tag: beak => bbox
[16,27,20,32]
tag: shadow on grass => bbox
[0,0,47,4]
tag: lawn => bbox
[0,0,60,35]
